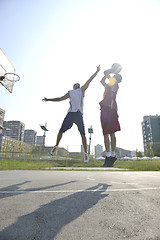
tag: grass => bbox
[0,159,104,170]
[114,159,160,171]
[0,160,55,170]
[0,159,160,171]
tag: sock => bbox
[111,151,116,157]
[106,152,111,158]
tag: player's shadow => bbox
[0,180,77,199]
[0,181,31,198]
[0,183,110,240]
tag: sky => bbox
[1,0,160,153]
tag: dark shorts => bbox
[100,106,120,135]
[59,112,85,135]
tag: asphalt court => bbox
[0,170,160,192]
[0,170,160,193]
[1,170,160,240]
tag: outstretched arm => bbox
[42,93,69,102]
[81,65,100,93]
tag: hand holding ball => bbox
[104,63,122,76]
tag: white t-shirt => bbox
[68,88,84,113]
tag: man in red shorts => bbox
[99,67,122,167]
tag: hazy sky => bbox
[1,0,160,153]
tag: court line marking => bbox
[110,181,138,185]
[87,177,96,181]
[1,187,160,194]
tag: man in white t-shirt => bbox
[42,65,100,162]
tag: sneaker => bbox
[84,152,89,163]
[50,146,58,155]
[107,156,117,167]
[102,157,110,167]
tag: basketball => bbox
[111,63,122,74]
[108,77,116,86]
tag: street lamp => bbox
[40,122,48,146]
[88,125,93,155]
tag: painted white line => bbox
[87,177,95,181]
[0,187,160,194]
[108,187,160,192]
[110,181,138,185]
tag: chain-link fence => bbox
[0,137,160,166]
[0,143,97,167]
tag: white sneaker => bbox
[50,146,58,155]
[84,152,89,163]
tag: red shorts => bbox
[100,106,120,135]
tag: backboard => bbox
[0,48,15,93]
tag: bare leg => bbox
[103,134,111,167]
[56,132,63,146]
[104,134,110,152]
[51,132,63,155]
[81,134,89,163]
[110,133,116,151]
[81,134,87,153]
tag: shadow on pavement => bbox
[0,180,77,199]
[0,182,110,240]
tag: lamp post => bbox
[40,122,48,146]
[88,125,93,155]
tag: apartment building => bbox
[141,115,160,156]
[95,144,103,158]
[36,136,44,146]
[24,129,37,145]
[3,120,25,141]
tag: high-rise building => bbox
[3,121,25,141]
[36,136,44,146]
[0,108,5,134]
[24,129,37,145]
[141,115,160,156]
[95,144,103,158]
